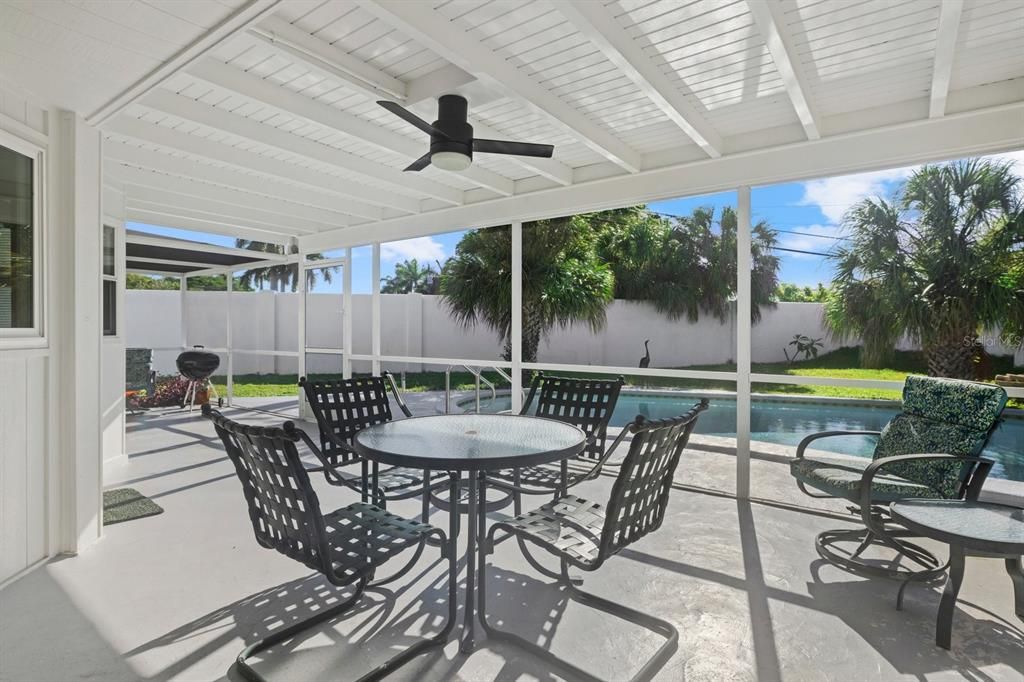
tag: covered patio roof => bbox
[124,229,289,277]
[3,0,1021,248]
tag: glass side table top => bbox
[353,414,586,471]
[890,500,1024,554]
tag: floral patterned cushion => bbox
[898,375,1008,432]
[872,377,1007,499]
[790,454,941,503]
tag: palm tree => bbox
[440,219,614,363]
[234,240,337,292]
[594,205,779,322]
[825,158,1023,377]
[381,259,438,294]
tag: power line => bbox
[772,247,833,257]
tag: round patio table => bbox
[889,499,1024,649]
[353,413,586,653]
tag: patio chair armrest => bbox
[858,454,995,514]
[383,371,413,418]
[283,422,385,503]
[796,431,882,459]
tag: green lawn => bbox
[207,347,1021,407]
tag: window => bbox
[0,142,36,333]
[102,225,117,336]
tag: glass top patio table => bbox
[352,414,586,471]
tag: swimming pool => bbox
[461,392,1024,482]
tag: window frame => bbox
[0,129,46,348]
[101,223,119,338]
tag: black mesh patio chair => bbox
[790,375,1006,602]
[480,401,708,682]
[489,373,625,500]
[299,372,448,521]
[203,405,457,682]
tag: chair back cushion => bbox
[300,376,394,466]
[524,374,624,460]
[601,401,707,559]
[873,376,1007,498]
[206,408,329,573]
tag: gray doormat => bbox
[103,488,164,525]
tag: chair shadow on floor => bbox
[806,559,1024,678]
[124,556,577,682]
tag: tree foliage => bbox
[775,282,830,302]
[825,158,1023,376]
[440,218,614,362]
[381,259,442,294]
[234,240,338,292]
[126,272,254,291]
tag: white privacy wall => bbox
[126,291,1024,375]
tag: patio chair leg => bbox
[480,527,677,682]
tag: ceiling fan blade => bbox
[473,138,554,158]
[403,153,432,172]
[377,101,449,139]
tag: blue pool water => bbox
[464,392,1024,482]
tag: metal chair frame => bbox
[204,406,458,682]
[793,424,998,600]
[480,403,708,682]
[299,371,447,522]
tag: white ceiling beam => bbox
[127,199,318,236]
[746,0,821,140]
[86,0,281,127]
[929,0,965,118]
[184,59,514,196]
[555,1,723,158]
[137,88,465,205]
[250,15,407,100]
[127,208,297,244]
[362,0,642,173]
[239,27,571,187]
[107,163,351,227]
[301,102,1024,251]
[122,185,337,234]
[105,117,420,216]
[106,143,379,222]
[126,231,290,261]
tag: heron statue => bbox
[639,339,651,368]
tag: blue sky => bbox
[130,150,1023,293]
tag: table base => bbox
[937,549,1024,649]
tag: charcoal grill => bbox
[176,346,222,412]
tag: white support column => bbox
[226,270,234,407]
[371,243,381,376]
[342,248,353,379]
[736,186,752,499]
[511,221,523,412]
[179,275,187,349]
[50,111,103,553]
[296,247,307,418]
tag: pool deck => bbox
[1,402,1021,682]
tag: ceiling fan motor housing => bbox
[430,94,473,162]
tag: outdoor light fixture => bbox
[430,150,472,171]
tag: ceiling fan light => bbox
[432,150,471,171]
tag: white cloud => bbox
[797,150,1024,225]
[777,223,843,259]
[380,236,446,264]
[798,166,913,223]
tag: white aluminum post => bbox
[179,275,187,349]
[511,221,523,412]
[226,269,233,406]
[736,185,752,499]
[342,247,353,379]
[371,243,381,376]
[297,246,307,418]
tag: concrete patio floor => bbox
[1,402,1022,682]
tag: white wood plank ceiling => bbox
[2,0,1022,245]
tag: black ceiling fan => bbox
[377,94,554,172]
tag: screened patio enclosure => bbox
[1,2,1023,677]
